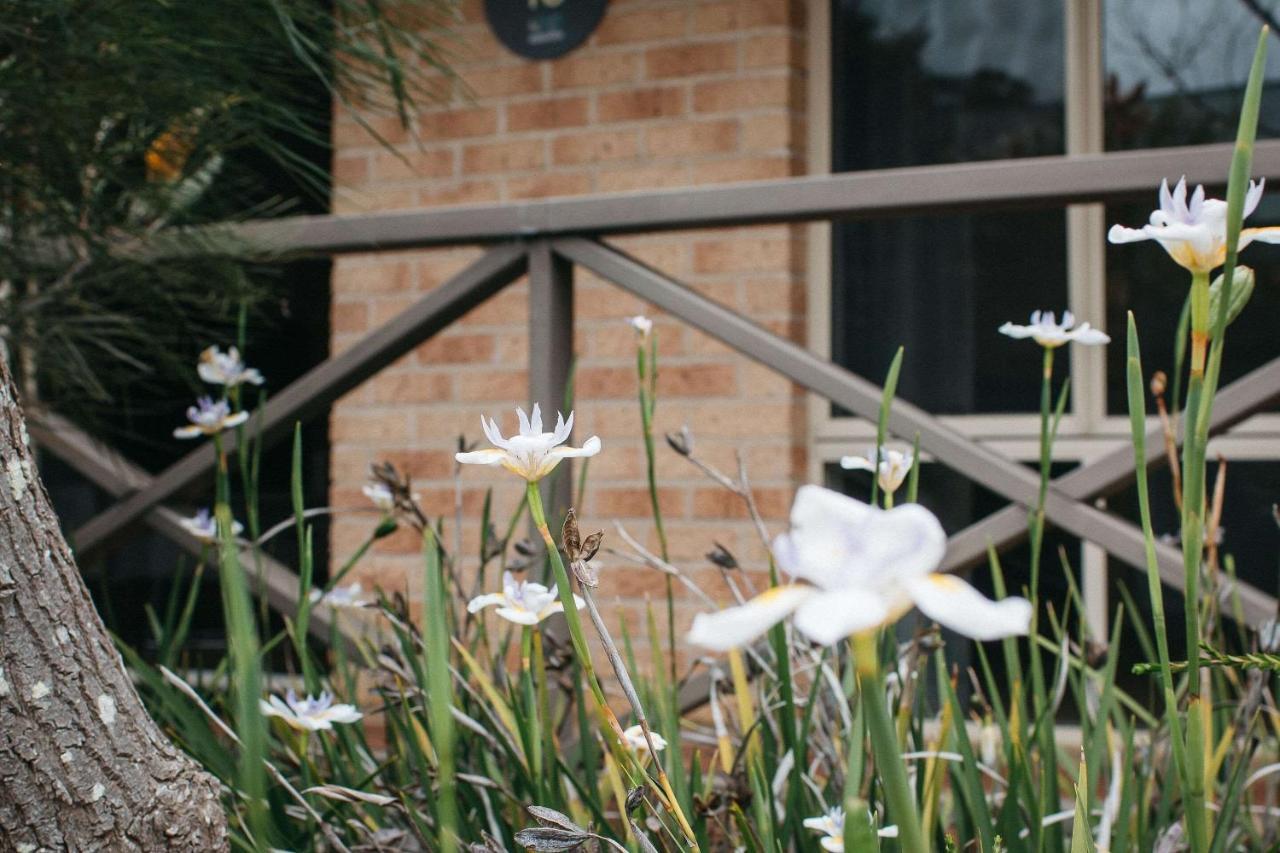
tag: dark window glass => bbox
[831,0,1066,414]
[1104,1,1280,152]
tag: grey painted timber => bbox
[555,237,1276,625]
[70,243,528,561]
[28,411,359,652]
[211,140,1280,256]
[942,356,1280,581]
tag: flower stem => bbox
[854,632,926,853]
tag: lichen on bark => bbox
[0,352,228,849]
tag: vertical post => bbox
[528,240,575,525]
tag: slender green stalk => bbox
[213,434,269,846]
[853,631,926,853]
[635,331,677,682]
[869,347,903,509]
[422,528,459,852]
[519,625,543,801]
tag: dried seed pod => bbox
[706,541,738,570]
[571,559,598,588]
[665,424,693,456]
[562,508,581,558]
[1150,370,1168,397]
[579,530,603,563]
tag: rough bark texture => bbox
[0,354,228,850]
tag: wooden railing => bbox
[33,139,1280,655]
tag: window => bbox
[814,0,1280,632]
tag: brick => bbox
[505,172,593,200]
[595,7,687,45]
[575,366,638,399]
[645,119,738,157]
[370,296,416,326]
[332,114,411,148]
[693,238,794,274]
[742,275,803,315]
[597,87,686,122]
[416,333,495,365]
[657,363,736,397]
[506,96,590,131]
[371,149,455,182]
[332,154,369,185]
[377,449,457,481]
[596,163,691,192]
[688,155,794,184]
[333,260,414,295]
[419,180,502,207]
[331,410,412,444]
[741,113,802,152]
[644,41,737,79]
[551,52,642,89]
[552,130,639,166]
[463,139,546,174]
[692,1,801,34]
[742,32,803,69]
[693,75,795,113]
[453,368,527,402]
[465,64,544,98]
[592,486,685,518]
[332,187,417,214]
[331,302,368,334]
[364,371,453,404]
[419,106,499,139]
[692,486,791,520]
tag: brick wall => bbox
[329,0,810,668]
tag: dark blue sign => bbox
[485,0,608,60]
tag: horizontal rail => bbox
[27,411,360,653]
[161,140,1280,257]
[943,356,1280,580]
[555,236,1277,625]
[70,242,528,561]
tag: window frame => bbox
[806,0,1280,631]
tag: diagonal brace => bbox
[28,410,360,653]
[555,236,1276,625]
[70,243,528,562]
[941,356,1280,579]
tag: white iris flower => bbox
[997,310,1110,349]
[178,507,243,543]
[621,724,667,752]
[1108,176,1280,274]
[362,483,395,512]
[839,447,914,496]
[309,583,369,609]
[803,808,898,851]
[628,315,653,339]
[688,486,1032,649]
[173,396,249,439]
[455,404,600,483]
[467,570,584,626]
[198,345,264,387]
[260,690,362,732]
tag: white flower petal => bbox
[1106,224,1152,244]
[906,574,1032,640]
[494,607,541,625]
[793,587,892,645]
[455,448,509,466]
[856,503,946,579]
[687,585,816,650]
[467,592,507,614]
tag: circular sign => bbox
[485,0,608,61]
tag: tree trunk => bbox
[0,354,227,849]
